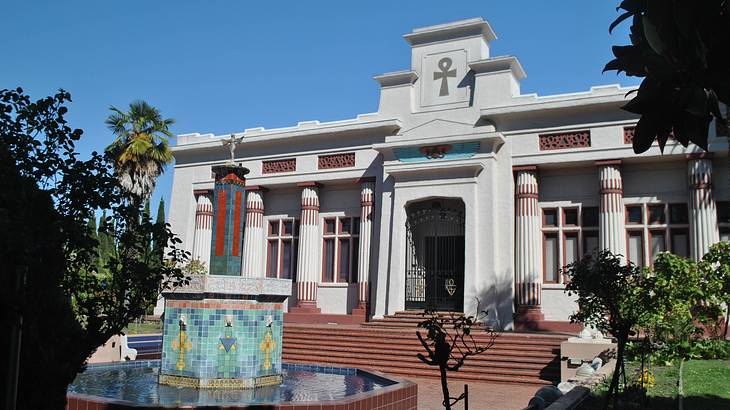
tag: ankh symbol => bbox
[433,57,456,97]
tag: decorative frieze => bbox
[262,158,296,174]
[318,152,355,169]
[624,126,674,144]
[623,127,635,144]
[538,131,590,151]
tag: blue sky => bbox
[1,1,639,219]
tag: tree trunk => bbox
[439,365,451,410]
[604,338,626,410]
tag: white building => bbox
[168,18,730,330]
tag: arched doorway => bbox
[404,199,465,311]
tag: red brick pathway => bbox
[413,378,537,410]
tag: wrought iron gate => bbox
[404,203,465,311]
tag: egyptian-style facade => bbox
[167,18,730,330]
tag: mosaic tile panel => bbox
[209,179,246,276]
[160,301,284,385]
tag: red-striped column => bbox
[597,160,625,258]
[293,182,322,313]
[688,154,719,260]
[354,178,375,316]
[514,166,544,322]
[242,187,265,277]
[192,192,213,270]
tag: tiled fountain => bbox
[67,160,417,409]
[158,164,289,390]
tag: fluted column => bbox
[688,155,719,260]
[597,160,626,258]
[242,187,265,277]
[514,166,543,321]
[355,179,375,313]
[293,182,322,313]
[192,192,213,271]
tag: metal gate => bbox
[404,203,465,311]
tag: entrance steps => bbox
[282,322,566,386]
[362,310,489,329]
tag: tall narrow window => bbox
[671,230,689,258]
[564,234,579,268]
[323,238,335,282]
[628,232,644,267]
[266,218,299,279]
[544,234,559,283]
[650,231,666,261]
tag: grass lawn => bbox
[583,360,730,409]
[682,360,730,410]
[122,321,162,334]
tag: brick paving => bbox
[413,377,537,410]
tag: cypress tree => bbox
[153,198,166,264]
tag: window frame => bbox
[266,217,299,280]
[540,205,591,285]
[623,202,690,267]
[321,216,360,283]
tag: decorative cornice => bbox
[404,18,496,46]
[245,185,268,192]
[468,56,526,80]
[373,70,419,88]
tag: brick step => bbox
[284,324,567,341]
[283,352,559,378]
[283,346,558,371]
[282,336,560,357]
[283,329,564,348]
[283,356,556,386]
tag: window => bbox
[718,202,730,242]
[624,203,690,266]
[322,216,360,283]
[627,206,643,224]
[627,232,644,267]
[564,209,578,226]
[543,209,558,227]
[541,206,593,284]
[544,234,559,283]
[266,218,299,279]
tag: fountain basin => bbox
[67,360,417,409]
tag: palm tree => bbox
[105,100,175,204]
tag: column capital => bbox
[512,165,537,173]
[595,159,622,166]
[193,189,213,197]
[244,185,268,192]
[686,152,713,160]
[296,181,323,189]
[356,176,376,184]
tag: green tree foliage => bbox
[104,100,174,203]
[605,0,730,153]
[0,88,189,409]
[86,213,99,268]
[564,251,656,409]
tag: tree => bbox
[0,88,188,409]
[564,250,656,410]
[86,213,99,269]
[606,3,730,283]
[153,198,166,264]
[416,303,498,410]
[699,242,730,338]
[605,0,730,154]
[104,100,175,204]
